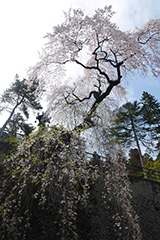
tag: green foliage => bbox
[0,74,42,138]
[145,152,160,172]
[140,92,160,126]
[0,132,18,160]
[2,75,42,112]
[111,92,160,153]
[8,113,34,137]
[0,127,141,240]
[152,159,160,172]
[140,92,160,146]
[111,101,142,146]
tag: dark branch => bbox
[138,31,160,44]
[74,59,112,83]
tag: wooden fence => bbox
[126,163,160,182]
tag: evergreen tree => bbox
[7,113,34,137]
[0,75,42,138]
[111,93,160,168]
[140,92,160,126]
[140,91,160,146]
[111,101,145,168]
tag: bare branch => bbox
[74,59,112,83]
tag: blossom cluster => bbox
[0,126,141,239]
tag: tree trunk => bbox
[130,115,144,169]
[0,98,23,138]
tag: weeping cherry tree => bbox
[1,6,160,240]
[30,6,160,129]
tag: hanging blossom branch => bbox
[137,27,160,44]
[67,34,127,130]
[60,25,158,131]
[63,35,139,131]
[30,7,160,131]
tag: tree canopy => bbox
[0,75,42,138]
[30,6,160,130]
[110,92,160,168]
[1,6,160,240]
[140,91,160,144]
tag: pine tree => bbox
[0,75,42,138]
[140,91,160,143]
[111,101,145,168]
[111,92,160,168]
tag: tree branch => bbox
[74,59,112,83]
[138,31,160,44]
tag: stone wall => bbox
[130,177,160,240]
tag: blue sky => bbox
[0,0,159,104]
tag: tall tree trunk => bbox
[130,115,145,170]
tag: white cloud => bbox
[70,0,160,30]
